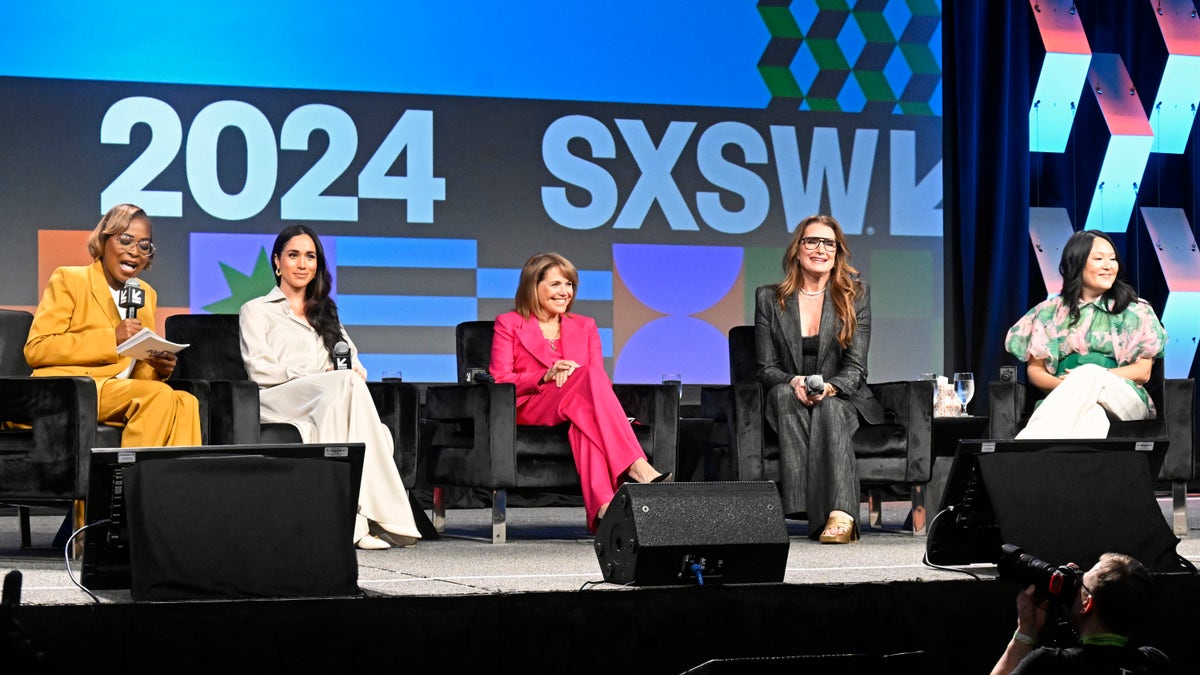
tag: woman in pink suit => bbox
[489,252,669,532]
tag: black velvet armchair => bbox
[0,308,209,550]
[988,358,1195,536]
[698,325,935,534]
[421,320,679,543]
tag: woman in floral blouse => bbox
[1004,230,1166,439]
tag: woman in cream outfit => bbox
[239,224,421,550]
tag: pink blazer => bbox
[489,311,604,412]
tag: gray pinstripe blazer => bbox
[753,283,884,425]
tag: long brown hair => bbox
[514,252,579,320]
[775,214,861,348]
[271,224,343,355]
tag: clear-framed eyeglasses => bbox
[800,237,838,252]
[115,233,156,256]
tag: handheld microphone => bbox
[332,341,351,371]
[463,365,492,381]
[805,374,825,397]
[118,278,144,319]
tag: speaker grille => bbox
[594,481,789,586]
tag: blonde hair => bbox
[86,203,155,270]
[776,214,861,348]
[514,252,579,319]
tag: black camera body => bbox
[998,544,1083,604]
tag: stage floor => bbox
[4,496,1199,606]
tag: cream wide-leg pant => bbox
[1016,363,1149,439]
[257,370,421,543]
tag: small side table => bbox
[925,415,990,521]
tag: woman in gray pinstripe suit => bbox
[755,214,884,544]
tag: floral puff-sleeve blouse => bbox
[1005,296,1167,413]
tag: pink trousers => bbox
[515,364,647,531]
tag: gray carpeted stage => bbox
[3,498,1199,674]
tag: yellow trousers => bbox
[98,378,201,447]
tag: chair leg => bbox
[72,499,85,561]
[1172,480,1189,537]
[491,488,507,544]
[867,488,883,529]
[17,506,32,549]
[432,486,446,533]
[909,484,927,537]
[409,492,440,540]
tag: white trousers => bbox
[1016,363,1149,439]
[258,370,421,543]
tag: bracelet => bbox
[1012,631,1038,647]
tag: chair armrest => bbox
[423,383,517,486]
[0,375,99,499]
[197,380,263,445]
[613,383,679,476]
[368,380,421,487]
[987,379,1033,438]
[870,380,934,483]
[725,382,766,481]
[167,379,211,445]
[1157,378,1196,482]
[700,382,767,481]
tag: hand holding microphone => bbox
[118,278,145,319]
[805,374,825,397]
[793,373,828,406]
[115,278,146,345]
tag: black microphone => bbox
[1,570,21,608]
[332,341,351,371]
[118,278,144,319]
[805,374,825,397]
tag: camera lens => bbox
[998,544,1082,602]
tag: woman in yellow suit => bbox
[24,203,200,446]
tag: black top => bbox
[801,335,818,376]
[1013,644,1172,675]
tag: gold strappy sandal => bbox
[818,511,860,544]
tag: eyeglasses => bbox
[115,233,156,256]
[800,237,838,252]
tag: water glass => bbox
[381,370,403,383]
[918,373,937,405]
[662,373,682,399]
[953,372,975,416]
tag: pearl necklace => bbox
[799,286,826,298]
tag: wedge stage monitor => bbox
[82,443,365,596]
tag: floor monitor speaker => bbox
[926,439,1185,572]
[594,481,788,586]
[84,444,365,600]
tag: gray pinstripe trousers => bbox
[765,382,860,535]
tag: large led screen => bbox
[0,2,944,384]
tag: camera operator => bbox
[990,552,1170,675]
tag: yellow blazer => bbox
[24,260,164,391]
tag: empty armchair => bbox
[699,325,935,534]
[989,359,1195,536]
[421,320,679,543]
